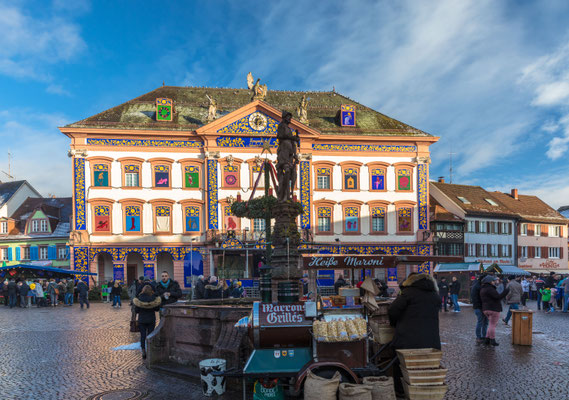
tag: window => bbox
[549,247,560,259]
[39,246,48,260]
[467,221,476,233]
[520,246,528,258]
[125,171,139,187]
[0,248,7,260]
[0,221,7,234]
[343,168,359,190]
[396,168,412,191]
[155,206,171,233]
[317,208,331,233]
[502,245,510,257]
[182,206,199,232]
[22,247,30,260]
[397,207,413,233]
[317,168,331,190]
[154,165,170,188]
[369,168,386,191]
[521,223,527,236]
[124,206,141,233]
[491,222,499,234]
[535,247,541,258]
[31,220,39,232]
[40,220,48,232]
[485,198,499,206]
[549,225,560,237]
[184,165,200,189]
[93,205,111,233]
[253,218,266,232]
[57,247,67,260]
[490,244,498,257]
[222,165,239,188]
[343,206,360,233]
[479,222,487,233]
[448,243,462,256]
[371,208,386,233]
[501,223,509,234]
[457,196,471,204]
[223,205,239,231]
[468,244,476,256]
[479,244,487,257]
[93,164,110,187]
[118,157,143,188]
[535,224,541,236]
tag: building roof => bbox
[65,86,432,137]
[429,197,464,222]
[430,182,518,219]
[491,191,568,225]
[0,180,27,207]
[5,197,72,239]
[558,206,569,219]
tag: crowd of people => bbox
[193,275,244,299]
[0,277,90,309]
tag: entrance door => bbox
[127,264,137,285]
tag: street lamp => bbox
[244,227,250,279]
[190,237,197,300]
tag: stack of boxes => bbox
[396,349,448,400]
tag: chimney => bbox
[511,188,518,200]
[438,176,445,183]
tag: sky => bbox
[2,0,569,208]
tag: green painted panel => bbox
[32,210,47,219]
[244,348,311,374]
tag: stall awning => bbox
[434,263,481,273]
[485,265,530,276]
[0,264,97,279]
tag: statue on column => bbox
[205,94,217,122]
[276,111,300,202]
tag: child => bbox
[549,287,557,313]
[540,287,552,313]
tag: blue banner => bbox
[144,264,155,280]
[113,264,124,282]
[183,251,203,288]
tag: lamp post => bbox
[190,237,197,300]
[244,227,250,279]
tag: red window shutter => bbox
[475,221,479,233]
[542,225,548,237]
[517,223,521,234]
[560,246,564,259]
[542,247,549,259]
[528,224,534,236]
[518,246,521,258]
[498,223,502,234]
[465,244,469,257]
[560,226,564,237]
[498,245,502,257]
[487,222,491,233]
[529,246,534,258]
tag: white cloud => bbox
[46,84,72,96]
[0,1,86,81]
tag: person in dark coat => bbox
[374,278,389,297]
[334,275,347,295]
[76,280,90,309]
[470,275,488,344]
[1,280,8,306]
[111,281,122,308]
[19,281,30,308]
[204,276,223,299]
[194,275,206,300]
[154,271,182,305]
[449,276,461,312]
[134,285,162,359]
[438,277,450,312]
[7,279,17,308]
[480,275,510,346]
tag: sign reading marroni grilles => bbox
[259,303,307,326]
[340,104,356,127]
[156,98,173,121]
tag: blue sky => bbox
[2,0,569,208]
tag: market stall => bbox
[0,264,97,280]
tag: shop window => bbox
[184,165,200,189]
[93,205,111,233]
[93,164,109,187]
[155,206,171,233]
[185,206,200,232]
[154,165,170,188]
[371,207,386,233]
[125,206,141,233]
[397,207,413,233]
[317,168,331,190]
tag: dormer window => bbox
[30,219,49,233]
[457,196,470,204]
[485,198,498,206]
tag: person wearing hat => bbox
[480,275,510,346]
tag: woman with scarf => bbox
[133,285,161,359]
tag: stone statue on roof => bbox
[252,78,268,101]
[296,94,309,125]
[247,72,254,90]
[205,94,217,123]
[276,111,300,202]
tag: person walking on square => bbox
[66,278,75,306]
[530,277,538,301]
[34,280,45,307]
[480,275,510,346]
[539,287,552,313]
[58,280,67,305]
[47,279,58,307]
[134,284,161,359]
[7,279,17,308]
[111,281,122,308]
[438,277,450,312]
[19,280,29,308]
[77,280,89,309]
[503,276,522,325]
[562,277,569,313]
[449,276,461,312]
[535,276,545,309]
[521,277,530,307]
[471,274,488,344]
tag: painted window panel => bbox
[223,165,239,188]
[224,206,239,230]
[371,169,385,191]
[398,207,412,232]
[344,168,358,190]
[185,206,200,232]
[94,205,111,232]
[93,164,109,187]
[156,206,171,232]
[344,207,359,232]
[125,206,141,232]
[397,169,411,191]
[154,165,170,187]
[185,166,200,188]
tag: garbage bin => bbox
[199,358,226,396]
[511,310,534,345]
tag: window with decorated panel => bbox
[317,207,332,233]
[185,206,200,232]
[154,165,170,188]
[371,207,386,233]
[184,165,200,189]
[124,205,141,233]
[343,206,360,233]
[93,164,109,187]
[93,205,111,233]
[397,206,413,233]
[155,206,171,232]
[124,165,140,187]
[223,165,240,188]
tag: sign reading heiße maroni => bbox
[259,303,308,326]
[302,255,398,269]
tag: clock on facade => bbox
[248,112,268,132]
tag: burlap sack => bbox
[304,370,340,400]
[338,383,373,400]
[362,376,396,400]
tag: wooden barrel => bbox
[277,281,299,303]
[260,272,272,303]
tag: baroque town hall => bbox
[61,76,437,289]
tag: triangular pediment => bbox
[196,100,320,138]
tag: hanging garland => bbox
[230,196,303,219]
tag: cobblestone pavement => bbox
[1,300,569,399]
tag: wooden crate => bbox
[401,366,447,386]
[402,380,448,400]
[396,348,442,370]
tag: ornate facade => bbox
[61,85,438,287]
